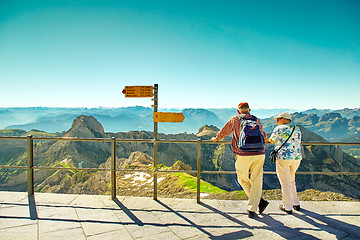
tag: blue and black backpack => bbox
[237,116,264,152]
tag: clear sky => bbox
[1,0,359,110]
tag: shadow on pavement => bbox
[156,200,253,239]
[294,208,360,238]
[28,195,38,220]
[113,197,144,226]
[201,202,318,240]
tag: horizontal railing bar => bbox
[33,166,107,171]
[201,170,237,174]
[157,169,197,173]
[0,136,28,140]
[2,165,360,176]
[200,171,276,174]
[114,169,197,173]
[200,140,233,144]
[201,171,360,175]
[33,137,114,142]
[156,139,206,144]
[33,137,113,142]
[0,165,27,169]
[115,139,154,143]
[295,172,360,175]
[116,169,153,173]
[0,165,197,174]
[301,142,360,146]
[1,135,360,145]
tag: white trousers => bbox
[276,159,301,211]
[235,155,265,212]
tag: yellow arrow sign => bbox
[153,112,185,123]
[122,86,153,97]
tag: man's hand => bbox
[210,137,218,142]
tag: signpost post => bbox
[152,84,158,201]
[123,84,184,201]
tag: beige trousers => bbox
[235,154,265,212]
[276,159,301,211]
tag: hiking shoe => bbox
[259,198,269,214]
[248,210,255,218]
[293,205,301,211]
[279,204,292,214]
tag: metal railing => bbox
[1,135,360,203]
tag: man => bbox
[268,112,302,214]
[211,102,269,218]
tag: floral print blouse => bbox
[269,124,302,160]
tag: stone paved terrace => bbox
[0,191,360,239]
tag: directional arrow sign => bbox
[153,112,185,122]
[122,86,153,97]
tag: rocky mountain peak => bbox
[169,160,192,171]
[71,115,104,133]
[197,125,219,137]
[349,116,360,126]
[64,115,105,138]
[319,113,342,122]
[127,151,152,165]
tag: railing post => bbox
[197,138,201,203]
[111,137,116,199]
[27,135,34,196]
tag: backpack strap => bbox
[237,115,246,136]
[238,115,245,129]
[239,114,256,121]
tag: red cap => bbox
[238,102,249,109]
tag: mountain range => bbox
[1,107,360,141]
[1,114,359,199]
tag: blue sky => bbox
[1,0,359,110]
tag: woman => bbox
[268,112,302,214]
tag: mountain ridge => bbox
[2,107,360,142]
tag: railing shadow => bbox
[28,195,38,220]
[256,213,321,239]
[294,208,360,238]
[200,202,318,239]
[113,197,144,226]
[156,200,253,239]
[199,202,253,229]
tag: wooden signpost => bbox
[122,84,185,201]
[122,85,185,123]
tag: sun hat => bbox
[274,112,292,120]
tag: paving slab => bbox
[0,191,359,239]
[0,223,38,240]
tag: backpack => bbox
[237,115,264,152]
